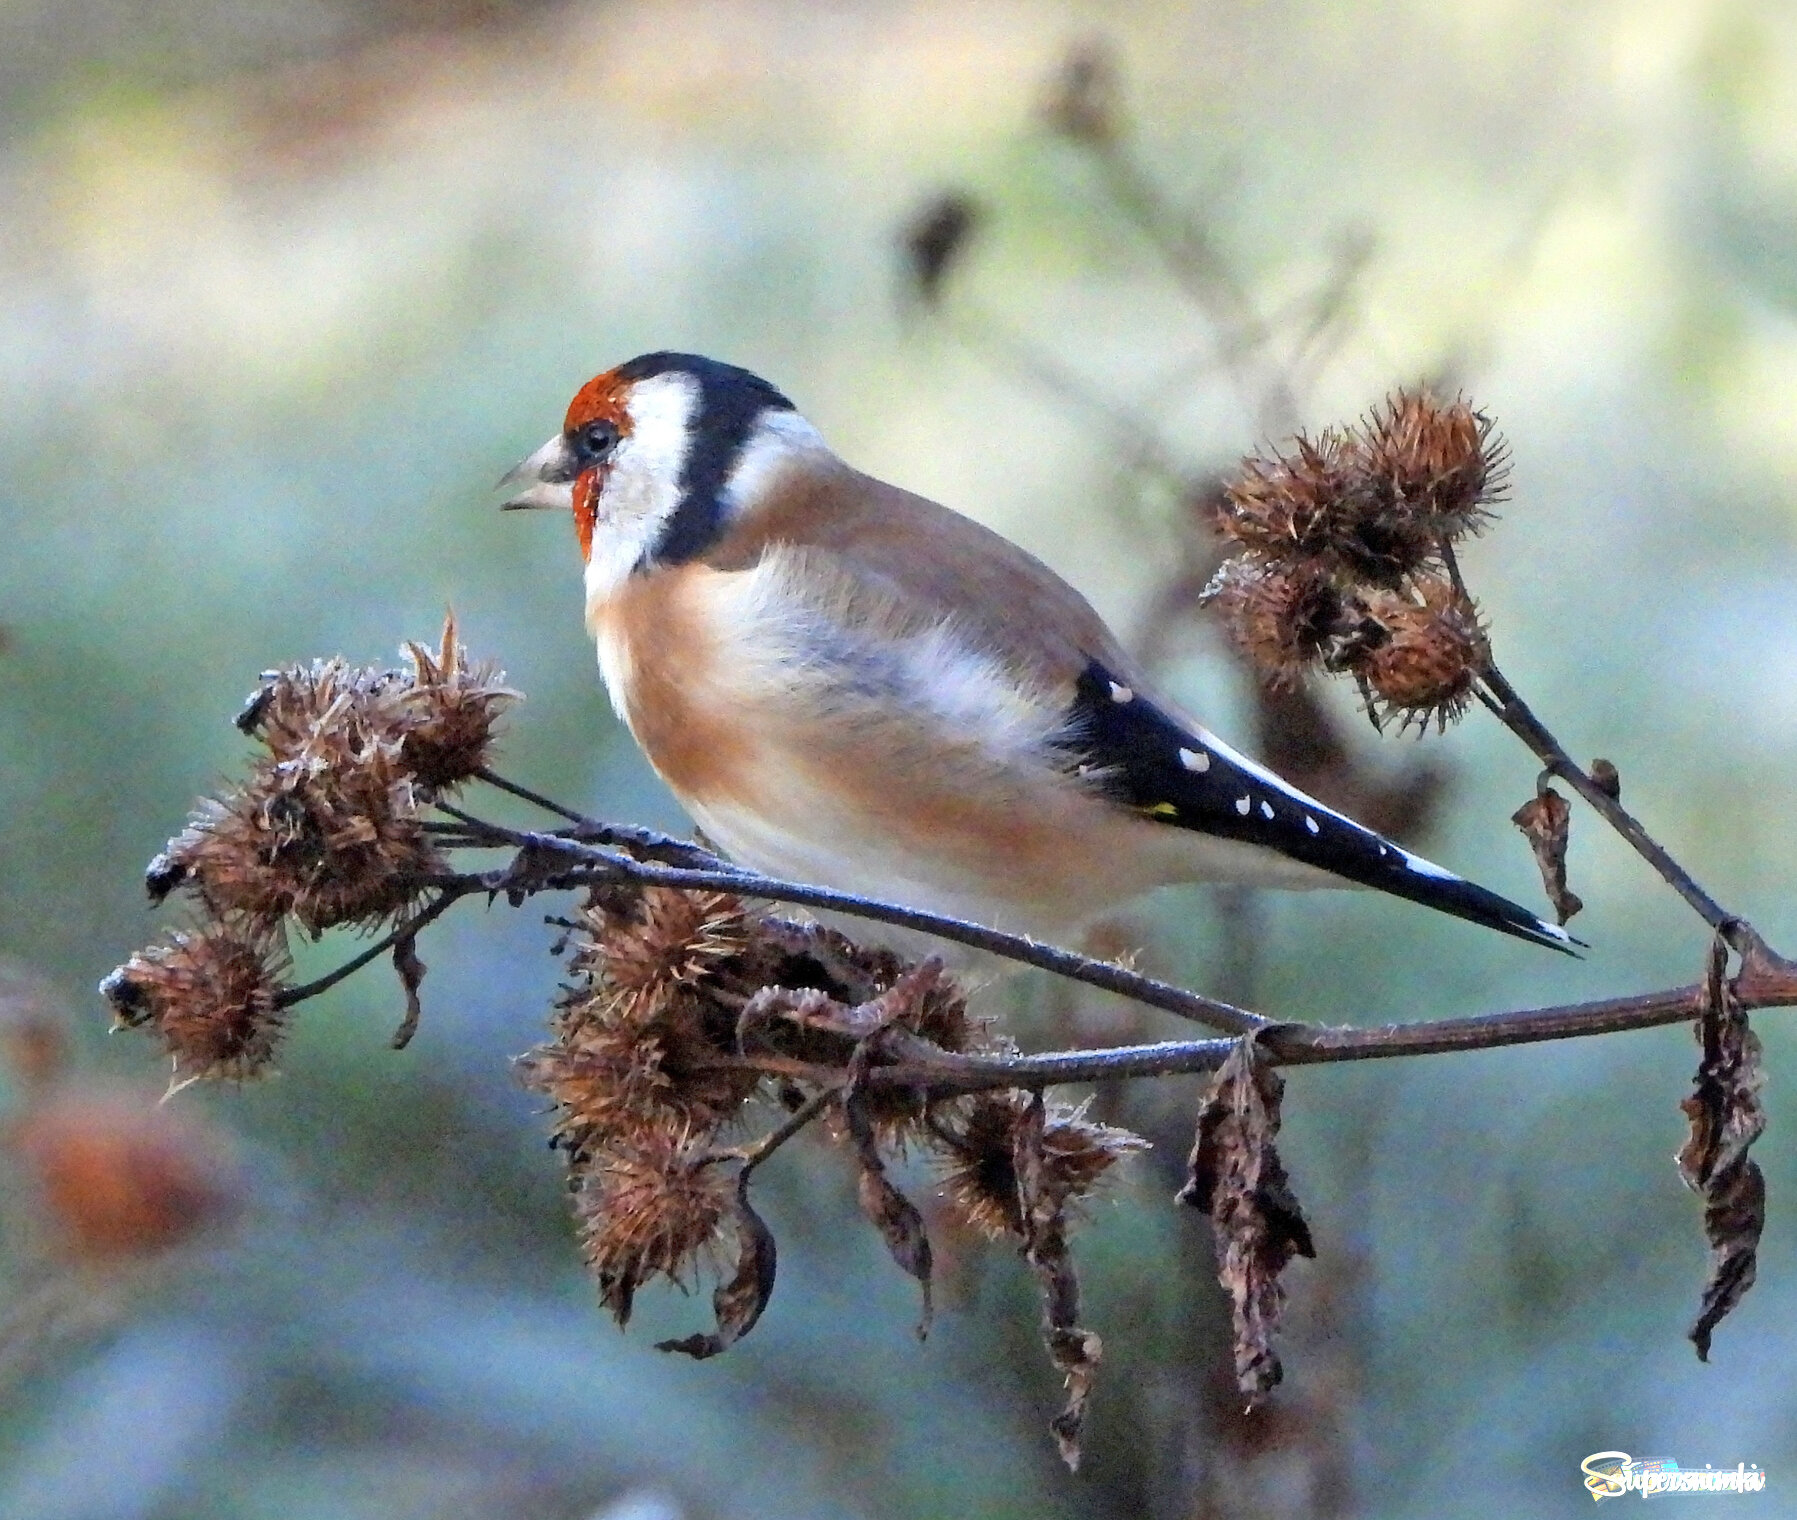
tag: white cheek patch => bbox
[583,372,698,605]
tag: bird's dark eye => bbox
[572,419,619,466]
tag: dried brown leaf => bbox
[656,1174,778,1360]
[844,1036,934,1337]
[1679,938,1766,1360]
[390,936,426,1051]
[1015,1090,1103,1471]
[1179,1034,1315,1404]
[1511,784,1582,925]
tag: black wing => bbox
[1068,660,1577,953]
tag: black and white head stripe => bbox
[1068,661,1578,952]
[613,352,795,565]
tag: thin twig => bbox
[856,962,1797,1091]
[1476,664,1735,931]
[274,891,463,1008]
[473,766,588,824]
[732,1086,842,1179]
[267,800,1797,1088]
[415,818,1269,1038]
[450,785,736,872]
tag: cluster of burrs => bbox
[1207,390,1508,732]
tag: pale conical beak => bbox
[497,434,578,511]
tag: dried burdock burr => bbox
[9,1090,243,1262]
[1204,555,1355,686]
[101,921,290,1086]
[519,888,764,1155]
[1357,389,1507,547]
[934,1090,1145,1240]
[1358,577,1490,732]
[159,752,438,936]
[394,612,518,792]
[574,1123,737,1326]
[1217,390,1508,590]
[153,616,511,934]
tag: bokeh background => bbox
[4,1,1797,1515]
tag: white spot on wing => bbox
[1179,747,1210,772]
[1259,800,1274,819]
[1196,725,1367,830]
[1109,681,1134,704]
[1305,815,1319,834]
[1235,796,1251,815]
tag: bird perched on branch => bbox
[502,352,1573,953]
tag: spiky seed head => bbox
[1358,390,1507,545]
[1205,556,1351,685]
[934,1091,1145,1239]
[395,612,518,792]
[573,1125,735,1325]
[160,754,438,936]
[101,922,290,1084]
[1360,577,1489,732]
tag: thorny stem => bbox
[1475,663,1736,933]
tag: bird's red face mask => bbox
[498,372,632,564]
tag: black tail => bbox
[1069,661,1581,954]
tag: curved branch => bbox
[428,813,1271,1039]
[851,962,1797,1090]
[389,808,1797,1088]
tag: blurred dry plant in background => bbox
[0,968,243,1387]
[79,35,1797,1488]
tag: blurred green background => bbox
[4,1,1797,1515]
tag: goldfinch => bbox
[502,352,1573,953]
